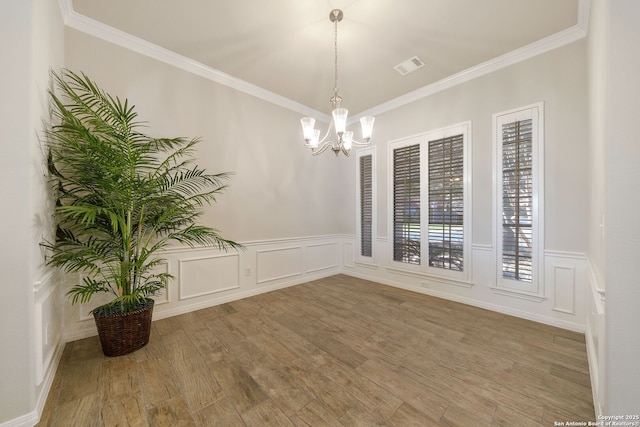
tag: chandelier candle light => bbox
[301,9,375,156]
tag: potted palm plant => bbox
[44,69,242,356]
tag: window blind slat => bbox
[393,144,421,264]
[501,119,533,282]
[359,154,373,257]
[428,134,464,271]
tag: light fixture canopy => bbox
[300,9,375,157]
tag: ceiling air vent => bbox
[394,56,425,76]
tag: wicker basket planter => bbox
[93,299,154,357]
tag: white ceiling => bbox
[67,0,584,118]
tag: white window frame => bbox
[493,102,545,299]
[356,146,377,265]
[388,122,472,284]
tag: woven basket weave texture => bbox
[93,299,154,357]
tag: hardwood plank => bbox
[193,397,245,427]
[543,403,596,426]
[160,329,224,411]
[137,357,182,408]
[36,274,594,426]
[275,312,369,369]
[181,317,227,360]
[204,351,268,413]
[315,357,403,420]
[35,348,66,427]
[248,365,315,416]
[492,403,543,427]
[101,355,140,405]
[426,363,543,423]
[134,326,167,361]
[101,391,147,427]
[550,363,591,387]
[415,364,499,423]
[147,396,196,427]
[339,402,389,426]
[387,402,440,426]
[283,357,357,418]
[292,399,344,427]
[440,403,492,427]
[356,358,450,420]
[50,393,100,427]
[510,362,594,408]
[240,400,295,426]
[57,348,102,404]
[153,316,184,337]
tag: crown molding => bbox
[58,0,330,122]
[356,0,591,120]
[59,0,588,124]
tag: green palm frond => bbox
[43,69,243,313]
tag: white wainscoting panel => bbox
[471,244,494,285]
[63,236,344,342]
[545,251,586,322]
[179,253,240,300]
[586,259,606,418]
[343,235,587,332]
[552,264,576,314]
[34,272,62,387]
[256,246,303,284]
[343,241,355,268]
[306,242,339,273]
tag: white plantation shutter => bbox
[389,123,470,283]
[392,144,421,264]
[359,154,373,257]
[428,134,464,271]
[494,103,543,296]
[501,119,533,282]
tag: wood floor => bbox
[37,274,594,426]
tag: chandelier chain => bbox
[334,13,339,100]
[299,9,374,157]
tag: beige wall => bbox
[0,2,34,421]
[586,0,640,414]
[65,28,351,243]
[348,39,589,254]
[340,38,590,334]
[595,0,640,414]
[0,0,64,424]
[64,10,591,263]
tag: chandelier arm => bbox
[311,141,334,156]
[317,121,334,145]
[300,9,374,158]
[303,121,334,148]
[350,139,370,147]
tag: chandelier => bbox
[300,9,375,157]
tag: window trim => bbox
[387,122,472,283]
[356,146,377,265]
[493,102,545,298]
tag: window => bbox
[359,154,373,257]
[389,122,471,283]
[392,143,421,265]
[356,147,376,263]
[494,103,544,296]
[501,119,533,282]
[428,134,464,271]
